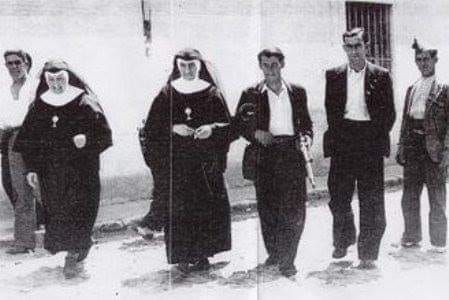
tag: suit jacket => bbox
[397,79,449,163]
[235,80,313,144]
[323,62,396,158]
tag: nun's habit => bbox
[13,60,112,255]
[143,49,233,265]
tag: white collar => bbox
[419,74,436,83]
[40,85,84,106]
[348,62,367,76]
[261,80,289,94]
[170,78,211,94]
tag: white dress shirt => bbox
[344,65,371,121]
[408,75,435,119]
[263,81,295,136]
[0,76,35,128]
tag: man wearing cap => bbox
[396,39,448,253]
[235,47,313,278]
[323,28,395,269]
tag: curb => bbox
[94,175,404,235]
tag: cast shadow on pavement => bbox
[306,260,381,286]
[9,264,89,291]
[388,246,447,270]
[122,261,230,292]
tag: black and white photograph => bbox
[1,0,449,299]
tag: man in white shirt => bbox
[235,48,313,278]
[396,39,449,253]
[323,28,396,269]
[1,50,38,254]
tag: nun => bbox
[13,60,112,278]
[142,48,233,272]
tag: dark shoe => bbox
[76,247,91,262]
[177,262,190,274]
[357,259,376,270]
[190,258,210,272]
[429,246,446,253]
[332,247,348,259]
[279,265,297,278]
[63,252,80,279]
[6,246,34,255]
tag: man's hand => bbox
[26,172,39,189]
[194,124,213,139]
[73,134,87,149]
[254,130,273,147]
[173,124,194,137]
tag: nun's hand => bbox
[173,124,195,137]
[73,134,87,148]
[26,172,39,189]
[194,124,213,139]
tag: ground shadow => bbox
[8,263,89,291]
[306,260,381,286]
[122,261,230,292]
[218,265,284,288]
[388,247,447,270]
[118,236,164,252]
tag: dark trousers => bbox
[401,131,447,247]
[328,120,386,260]
[254,139,307,271]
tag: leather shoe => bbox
[357,259,376,270]
[279,265,297,278]
[332,247,347,259]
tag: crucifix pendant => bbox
[51,115,59,128]
[185,107,192,121]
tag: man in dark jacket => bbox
[396,39,448,253]
[323,28,396,269]
[235,47,313,278]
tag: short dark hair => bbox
[257,47,285,64]
[342,27,369,44]
[3,49,32,72]
[412,38,438,58]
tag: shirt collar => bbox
[347,62,367,76]
[261,79,289,94]
[419,74,436,83]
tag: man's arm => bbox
[297,87,313,141]
[382,71,396,133]
[441,86,449,166]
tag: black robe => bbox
[13,93,112,254]
[144,84,232,264]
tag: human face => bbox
[259,55,284,84]
[177,59,199,81]
[343,35,367,71]
[5,54,27,81]
[45,70,68,94]
[415,51,437,78]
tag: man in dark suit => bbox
[396,39,448,253]
[235,47,313,278]
[323,28,396,269]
